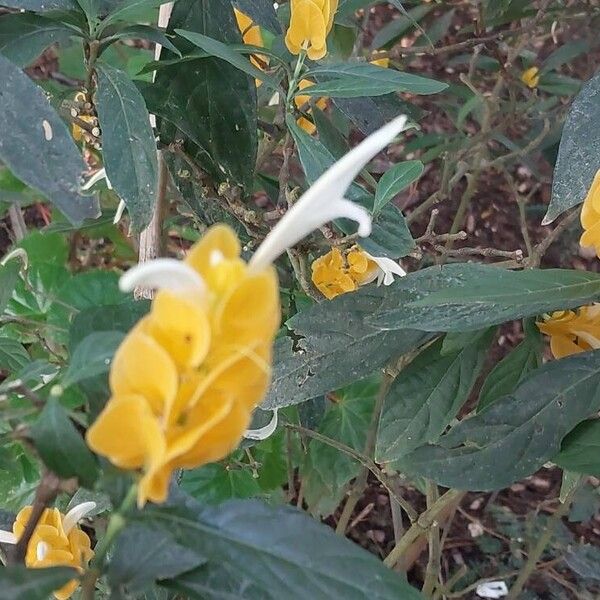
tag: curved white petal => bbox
[0,530,17,544]
[244,409,278,441]
[364,252,407,286]
[82,168,112,191]
[249,115,408,271]
[113,200,126,224]
[62,501,96,535]
[119,259,206,295]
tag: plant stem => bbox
[506,483,580,599]
[84,40,100,100]
[384,489,464,569]
[422,480,441,596]
[286,50,306,106]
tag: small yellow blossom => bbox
[537,304,600,358]
[10,504,94,600]
[234,8,268,79]
[311,246,378,299]
[87,225,280,507]
[579,169,600,257]
[71,91,95,142]
[370,52,390,68]
[521,66,540,89]
[294,79,328,134]
[285,0,338,60]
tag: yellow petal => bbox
[138,463,173,506]
[550,334,584,359]
[144,290,211,370]
[86,394,166,471]
[109,329,178,415]
[185,224,241,280]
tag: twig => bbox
[7,470,60,564]
[434,245,524,261]
[8,205,26,242]
[507,483,580,599]
[422,480,441,596]
[526,209,579,268]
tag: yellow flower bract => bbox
[294,79,328,134]
[579,168,600,257]
[285,0,338,60]
[521,66,540,89]
[536,304,600,358]
[86,225,280,507]
[234,8,268,82]
[311,246,377,299]
[13,506,93,600]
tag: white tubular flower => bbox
[248,115,408,272]
[119,258,206,295]
[244,409,278,441]
[363,251,407,286]
[81,168,112,191]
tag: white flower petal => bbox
[119,259,206,295]
[62,501,96,535]
[113,200,126,224]
[249,115,408,271]
[244,409,278,441]
[82,168,111,191]
[0,530,17,544]
[476,581,508,599]
[362,252,406,287]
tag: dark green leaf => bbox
[0,0,77,10]
[175,29,278,89]
[398,350,600,490]
[478,336,541,410]
[370,265,600,332]
[0,359,58,393]
[139,495,424,599]
[371,4,433,49]
[377,333,492,463]
[413,8,455,47]
[0,13,74,67]
[152,0,257,189]
[0,53,98,224]
[182,463,262,504]
[109,523,206,593]
[62,330,124,387]
[262,286,430,409]
[0,337,30,372]
[564,544,600,581]
[555,420,600,475]
[231,0,281,33]
[541,40,589,74]
[99,0,166,29]
[544,68,600,224]
[373,160,423,213]
[302,62,448,97]
[0,566,78,599]
[96,62,157,231]
[30,398,98,487]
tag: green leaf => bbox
[102,25,181,57]
[397,350,600,490]
[262,286,430,409]
[370,264,600,332]
[30,398,98,487]
[139,494,424,599]
[302,62,448,97]
[95,62,157,232]
[0,13,75,67]
[152,0,257,189]
[0,53,98,224]
[287,116,415,258]
[0,566,78,599]
[0,0,78,10]
[303,379,377,517]
[555,420,600,475]
[62,330,124,387]
[109,523,206,593]
[371,4,433,49]
[478,335,541,410]
[98,0,166,29]
[0,260,21,315]
[373,160,423,214]
[540,40,589,74]
[231,0,281,33]
[182,463,262,504]
[413,8,455,47]
[377,332,492,463]
[18,231,69,265]
[175,29,278,89]
[0,336,30,372]
[544,68,600,224]
[564,544,600,581]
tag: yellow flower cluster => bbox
[580,168,600,257]
[537,304,600,358]
[13,506,93,600]
[234,9,268,79]
[521,66,540,89]
[311,246,377,299]
[285,0,338,60]
[294,79,328,134]
[87,225,280,506]
[71,91,95,143]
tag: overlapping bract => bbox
[580,168,600,257]
[87,225,280,506]
[294,79,328,134]
[285,0,338,60]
